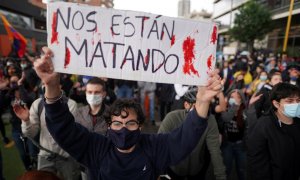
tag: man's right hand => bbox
[34,47,61,99]
[13,104,29,122]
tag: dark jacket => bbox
[254,83,273,118]
[44,99,208,180]
[247,110,300,180]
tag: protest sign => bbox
[47,2,217,85]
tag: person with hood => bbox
[31,47,223,180]
[247,83,300,180]
[158,87,226,180]
[220,89,247,180]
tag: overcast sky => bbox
[114,0,214,17]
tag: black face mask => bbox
[108,127,141,150]
[10,82,18,89]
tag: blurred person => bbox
[158,88,226,180]
[8,74,37,170]
[13,88,81,180]
[220,89,247,180]
[225,72,245,95]
[115,79,136,98]
[246,70,268,95]
[172,84,189,110]
[33,47,223,180]
[20,58,40,97]
[255,69,282,118]
[219,60,233,93]
[285,64,300,87]
[156,83,175,121]
[137,81,156,125]
[17,170,61,180]
[265,57,277,73]
[248,83,300,180]
[0,72,14,148]
[60,73,73,97]
[99,77,116,105]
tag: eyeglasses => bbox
[110,120,139,130]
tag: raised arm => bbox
[33,47,108,167]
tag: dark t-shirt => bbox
[226,116,244,142]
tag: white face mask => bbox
[86,94,103,106]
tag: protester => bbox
[248,83,300,180]
[158,87,226,180]
[33,47,223,180]
[255,69,282,118]
[220,89,247,180]
[13,90,81,180]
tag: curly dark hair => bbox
[104,99,145,125]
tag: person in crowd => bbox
[285,63,300,87]
[225,72,245,95]
[246,70,268,95]
[75,77,109,179]
[220,89,247,180]
[156,83,175,121]
[33,47,223,180]
[137,81,156,125]
[247,83,300,180]
[265,57,277,73]
[0,68,14,148]
[219,60,234,93]
[158,88,226,180]
[115,79,136,98]
[8,74,37,170]
[17,170,61,180]
[13,87,81,180]
[19,58,40,97]
[99,77,116,105]
[172,84,189,110]
[255,69,282,118]
[60,73,74,97]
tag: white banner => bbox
[47,2,217,85]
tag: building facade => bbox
[213,0,300,56]
[0,0,113,57]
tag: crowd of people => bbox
[0,47,299,180]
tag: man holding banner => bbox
[32,45,223,180]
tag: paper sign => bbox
[47,2,217,85]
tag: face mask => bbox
[283,103,300,118]
[290,77,297,81]
[86,94,103,106]
[229,98,237,106]
[108,127,141,150]
[260,75,267,81]
[10,82,18,88]
[20,64,27,69]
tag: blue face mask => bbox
[260,75,267,81]
[229,98,237,106]
[283,103,300,118]
[108,127,141,150]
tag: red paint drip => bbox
[121,58,126,67]
[161,31,164,40]
[110,27,115,37]
[207,54,214,71]
[210,25,217,44]
[51,12,59,44]
[145,49,149,64]
[171,35,176,46]
[112,47,115,55]
[64,48,71,68]
[182,36,199,77]
[95,27,98,32]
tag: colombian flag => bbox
[0,14,27,57]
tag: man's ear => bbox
[272,100,280,109]
[183,101,190,110]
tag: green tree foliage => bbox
[229,0,273,52]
